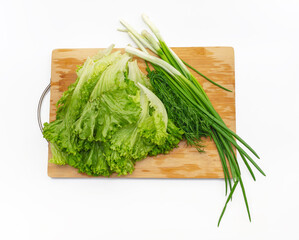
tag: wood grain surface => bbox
[48,47,235,178]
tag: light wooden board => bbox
[48,47,235,178]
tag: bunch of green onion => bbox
[119,14,265,225]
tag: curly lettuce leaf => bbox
[74,88,141,142]
[49,142,67,165]
[128,60,153,90]
[44,49,184,177]
[90,54,131,99]
[44,53,114,154]
[67,142,112,177]
[109,82,182,163]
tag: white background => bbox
[1,0,298,239]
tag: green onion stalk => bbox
[119,14,265,225]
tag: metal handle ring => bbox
[37,82,51,133]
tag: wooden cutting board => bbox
[48,47,235,178]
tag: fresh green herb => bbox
[119,14,265,225]
[147,70,210,151]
